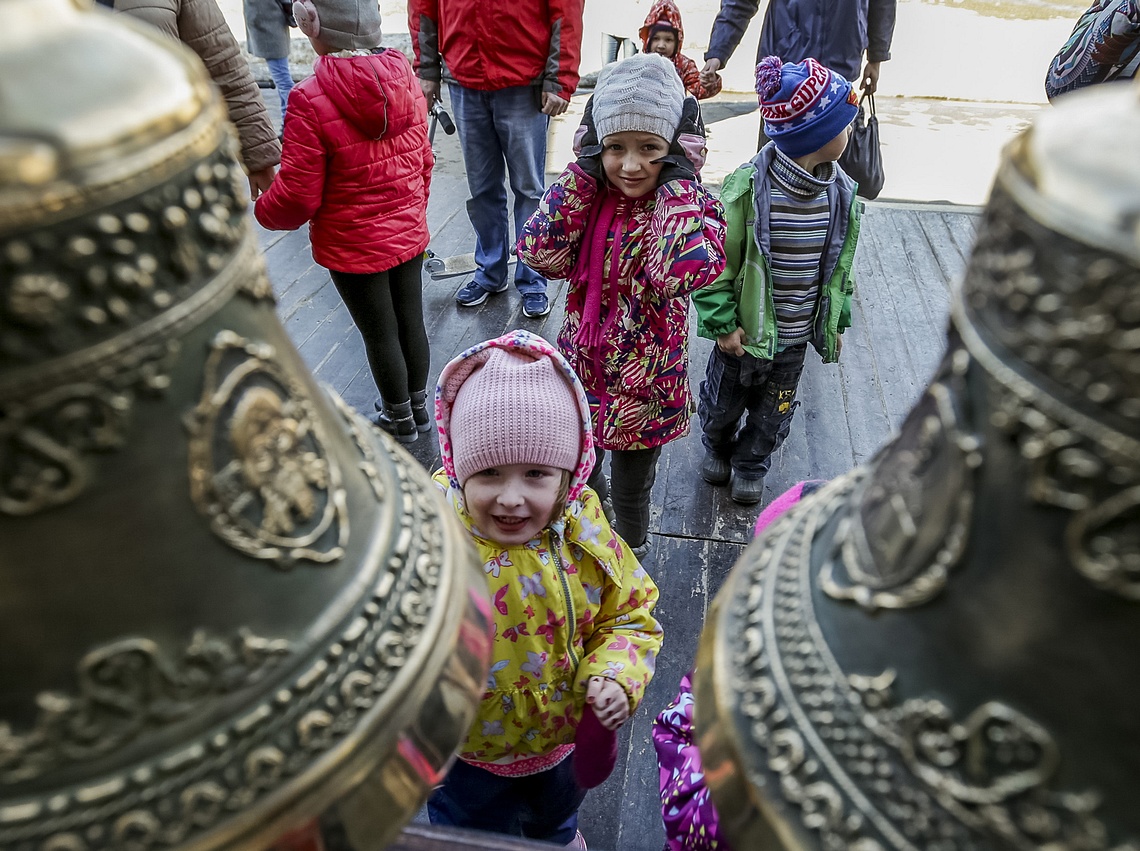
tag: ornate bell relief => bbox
[186,332,348,566]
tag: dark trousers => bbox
[329,256,430,405]
[698,344,808,480]
[427,756,586,844]
[587,445,662,548]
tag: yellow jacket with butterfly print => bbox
[432,331,663,767]
[433,470,662,765]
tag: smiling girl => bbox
[430,330,663,849]
[517,53,727,559]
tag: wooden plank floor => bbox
[252,125,979,849]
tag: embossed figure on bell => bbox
[694,77,1140,850]
[0,3,492,851]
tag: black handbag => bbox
[838,92,884,200]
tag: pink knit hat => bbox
[436,331,595,493]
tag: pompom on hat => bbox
[755,56,859,159]
[292,0,382,51]
[435,331,596,500]
[592,52,685,143]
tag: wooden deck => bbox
[253,116,979,849]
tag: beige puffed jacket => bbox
[115,0,282,174]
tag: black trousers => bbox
[587,445,662,548]
[329,255,430,405]
[698,344,808,479]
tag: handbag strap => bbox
[860,90,876,118]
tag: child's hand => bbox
[653,97,704,186]
[574,96,605,183]
[717,327,747,356]
[587,676,630,731]
[700,58,722,89]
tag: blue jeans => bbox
[448,84,548,296]
[267,57,294,123]
[698,344,808,479]
[601,34,637,65]
[427,756,585,844]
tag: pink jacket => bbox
[517,167,726,451]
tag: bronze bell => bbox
[0,3,491,851]
[695,81,1140,847]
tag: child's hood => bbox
[313,50,419,141]
[639,0,685,53]
[435,330,597,508]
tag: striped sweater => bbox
[767,151,837,347]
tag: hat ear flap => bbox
[292,0,320,38]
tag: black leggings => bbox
[587,445,662,548]
[329,256,430,404]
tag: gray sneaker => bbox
[731,474,765,505]
[699,451,731,485]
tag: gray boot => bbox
[731,474,765,506]
[699,451,730,486]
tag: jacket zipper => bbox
[549,534,579,670]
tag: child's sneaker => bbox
[699,451,730,485]
[522,291,551,318]
[731,474,765,505]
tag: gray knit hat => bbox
[592,52,685,142]
[292,0,382,50]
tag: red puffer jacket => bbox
[255,49,433,274]
[408,0,583,101]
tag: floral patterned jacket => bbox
[433,331,663,766]
[517,166,726,451]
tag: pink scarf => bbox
[573,188,628,354]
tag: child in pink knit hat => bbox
[429,329,663,850]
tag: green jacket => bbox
[693,146,862,363]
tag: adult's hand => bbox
[247,165,276,201]
[541,91,570,116]
[860,60,881,95]
[700,57,722,90]
[420,78,441,106]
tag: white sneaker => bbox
[565,830,588,850]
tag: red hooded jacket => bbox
[639,0,722,100]
[255,49,433,274]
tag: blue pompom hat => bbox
[755,56,859,159]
